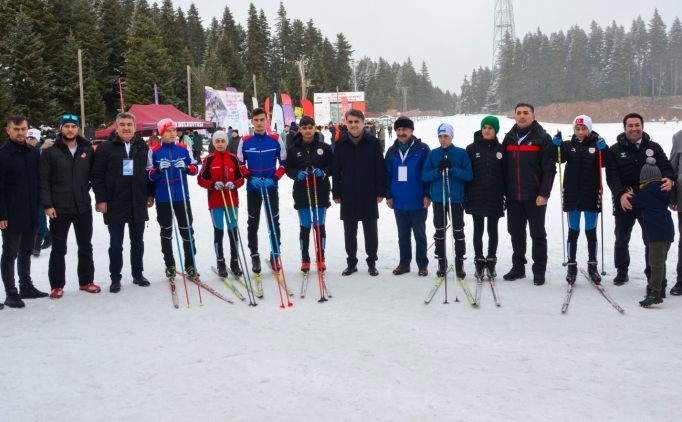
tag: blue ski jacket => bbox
[385,136,431,211]
[237,132,287,192]
[147,142,198,203]
[422,145,473,204]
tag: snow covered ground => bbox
[2,115,682,421]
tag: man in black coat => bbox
[502,103,556,286]
[91,112,155,293]
[0,115,48,308]
[332,109,386,276]
[39,115,98,298]
[606,112,674,285]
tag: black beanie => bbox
[394,116,414,131]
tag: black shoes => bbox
[42,231,52,249]
[670,281,682,296]
[533,274,545,286]
[368,266,379,277]
[640,290,663,308]
[133,276,150,287]
[613,270,629,286]
[251,254,261,274]
[4,289,25,308]
[503,267,526,281]
[217,259,228,277]
[342,266,357,276]
[566,261,577,283]
[19,283,48,299]
[110,280,121,293]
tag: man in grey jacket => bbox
[667,128,682,295]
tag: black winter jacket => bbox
[606,132,674,216]
[285,133,333,210]
[91,131,154,225]
[502,121,556,201]
[557,132,607,213]
[332,131,386,221]
[39,134,94,214]
[0,140,40,232]
[465,131,506,217]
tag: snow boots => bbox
[670,281,682,296]
[640,290,663,308]
[566,261,578,283]
[474,256,486,279]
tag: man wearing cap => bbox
[39,114,98,298]
[0,115,48,309]
[606,112,674,286]
[385,117,431,276]
[91,112,155,293]
[501,103,556,286]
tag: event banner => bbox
[313,92,365,123]
[205,88,245,130]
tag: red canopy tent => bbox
[95,104,215,140]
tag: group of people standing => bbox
[1,104,680,310]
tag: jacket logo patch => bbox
[81,152,86,158]
[571,148,576,152]
[646,149,654,157]
[317,148,324,155]
[475,153,481,158]
[589,148,596,154]
[621,152,627,158]
[496,152,502,159]
[296,152,302,157]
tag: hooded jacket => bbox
[285,132,333,210]
[629,181,675,243]
[465,131,506,217]
[556,131,607,213]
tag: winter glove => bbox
[297,171,308,181]
[597,139,607,150]
[249,178,264,189]
[313,168,324,178]
[437,157,452,173]
[262,178,275,188]
[213,181,225,190]
[225,181,236,190]
[552,136,562,146]
[158,160,171,172]
[174,160,187,171]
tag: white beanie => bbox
[27,129,41,139]
[437,123,454,139]
[572,115,593,133]
[212,130,228,142]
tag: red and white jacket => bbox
[197,150,244,209]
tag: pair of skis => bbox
[210,266,263,302]
[301,269,332,300]
[167,271,235,307]
[474,274,501,307]
[562,267,624,313]
[424,267,478,306]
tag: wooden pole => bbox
[77,49,85,134]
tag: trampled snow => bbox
[2,115,682,421]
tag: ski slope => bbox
[2,115,681,421]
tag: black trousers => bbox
[507,200,547,275]
[614,213,650,278]
[472,215,499,257]
[156,201,196,269]
[343,219,378,267]
[48,211,95,288]
[246,190,280,257]
[1,229,35,291]
[432,202,465,260]
[108,221,145,282]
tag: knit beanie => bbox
[640,157,662,184]
[212,130,228,142]
[480,115,500,134]
[59,114,80,128]
[394,116,414,131]
[157,118,176,136]
[572,115,593,133]
[437,123,454,139]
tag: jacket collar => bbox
[617,131,651,150]
[55,133,92,150]
[473,130,500,145]
[390,135,422,150]
[294,132,320,147]
[3,139,31,154]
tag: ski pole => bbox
[557,130,567,266]
[221,189,257,306]
[427,224,450,251]
[177,158,203,306]
[259,184,288,308]
[598,148,606,276]
[164,166,191,308]
[304,171,326,302]
[311,168,330,300]
[225,187,259,304]
[442,170,448,305]
[262,185,292,307]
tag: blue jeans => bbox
[108,222,145,282]
[394,208,429,268]
[37,206,48,237]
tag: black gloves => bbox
[438,157,452,173]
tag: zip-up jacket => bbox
[502,121,556,201]
[629,181,675,243]
[422,144,473,204]
[237,132,286,192]
[606,132,674,216]
[197,150,244,209]
[39,134,94,214]
[385,136,431,211]
[285,133,333,210]
[465,131,506,217]
[147,141,198,203]
[557,131,607,213]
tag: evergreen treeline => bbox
[457,9,682,114]
[0,0,454,128]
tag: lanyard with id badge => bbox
[398,142,413,182]
[123,159,134,176]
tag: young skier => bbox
[147,119,199,278]
[422,123,473,278]
[552,115,608,283]
[197,130,245,278]
[284,116,333,272]
[629,158,675,307]
[465,116,506,280]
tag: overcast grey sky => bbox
[180,0,680,94]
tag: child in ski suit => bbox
[197,131,245,278]
[147,119,199,278]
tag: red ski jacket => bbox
[197,150,244,209]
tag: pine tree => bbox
[648,9,668,97]
[186,3,206,67]
[566,26,590,102]
[204,49,228,90]
[206,17,222,55]
[120,0,136,26]
[547,31,568,103]
[329,33,353,91]
[670,18,682,96]
[97,0,128,116]
[630,16,648,96]
[217,32,246,89]
[398,58,419,110]
[458,76,475,115]
[243,4,270,103]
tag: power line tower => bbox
[491,0,516,75]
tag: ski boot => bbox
[217,258,228,278]
[436,257,448,278]
[455,256,466,279]
[251,254,261,274]
[230,258,243,277]
[165,266,176,279]
[485,255,497,279]
[301,260,311,273]
[474,255,486,280]
[640,289,663,308]
[185,266,199,279]
[566,261,577,284]
[587,261,601,283]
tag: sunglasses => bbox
[61,114,79,122]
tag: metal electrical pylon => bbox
[492,0,516,74]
